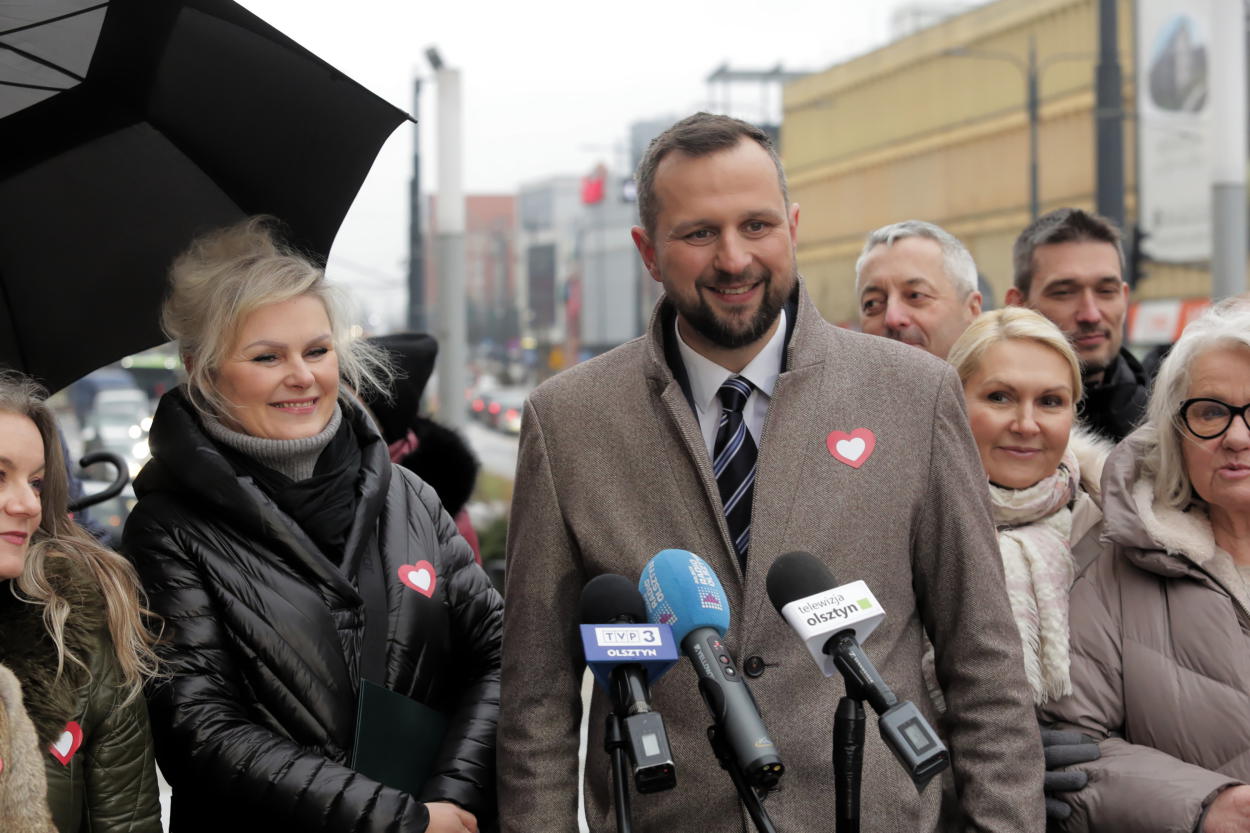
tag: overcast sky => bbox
[237,0,927,327]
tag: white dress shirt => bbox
[674,309,787,457]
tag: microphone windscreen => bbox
[766,551,838,613]
[580,574,647,625]
[639,549,731,643]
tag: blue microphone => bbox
[639,549,784,789]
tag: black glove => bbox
[1041,728,1100,822]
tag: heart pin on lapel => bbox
[50,720,83,766]
[827,428,876,469]
[399,561,437,598]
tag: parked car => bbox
[81,387,152,479]
[489,388,526,435]
[78,480,138,541]
[469,389,496,423]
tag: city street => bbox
[464,420,520,480]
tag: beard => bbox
[672,266,795,350]
[1071,322,1116,379]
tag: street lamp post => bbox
[945,36,1090,222]
[1026,36,1039,222]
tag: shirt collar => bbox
[674,309,787,413]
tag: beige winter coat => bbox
[1041,432,1250,832]
[500,282,1045,833]
[0,663,54,832]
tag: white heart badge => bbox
[836,437,866,462]
[827,429,877,469]
[398,561,437,598]
[49,720,83,766]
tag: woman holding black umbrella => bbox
[123,218,500,833]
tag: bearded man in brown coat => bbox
[498,113,1045,833]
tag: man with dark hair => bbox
[498,112,1044,833]
[1007,207,1148,441]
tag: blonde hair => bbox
[161,216,393,419]
[947,307,1084,403]
[0,372,160,704]
[1141,297,1250,509]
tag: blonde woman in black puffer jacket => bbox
[124,218,501,833]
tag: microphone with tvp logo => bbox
[638,549,784,793]
[766,551,948,792]
[579,574,678,794]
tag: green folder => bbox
[351,678,448,795]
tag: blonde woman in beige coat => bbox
[1042,298,1250,832]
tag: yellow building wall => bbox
[784,0,1208,325]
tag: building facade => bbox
[783,0,1220,337]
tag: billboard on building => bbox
[1137,0,1212,262]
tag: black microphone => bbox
[639,549,784,791]
[766,551,948,791]
[580,574,677,793]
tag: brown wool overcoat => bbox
[498,283,1045,833]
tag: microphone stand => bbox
[605,714,633,833]
[707,725,778,833]
[832,676,867,833]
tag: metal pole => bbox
[1027,35,1040,221]
[407,77,425,332]
[1210,0,1248,299]
[1095,0,1125,230]
[434,66,467,429]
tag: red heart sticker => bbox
[398,561,437,598]
[827,429,876,469]
[49,720,83,766]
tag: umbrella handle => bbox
[68,451,131,512]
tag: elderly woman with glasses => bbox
[1041,297,1250,833]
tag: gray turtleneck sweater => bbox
[202,404,343,481]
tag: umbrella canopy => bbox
[0,0,409,391]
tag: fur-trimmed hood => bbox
[1095,428,1250,619]
[1100,429,1216,574]
[0,662,54,831]
[1069,425,1115,506]
[0,555,106,747]
[395,415,480,517]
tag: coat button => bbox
[743,655,766,677]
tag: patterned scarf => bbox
[989,447,1079,705]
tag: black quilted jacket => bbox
[122,389,502,832]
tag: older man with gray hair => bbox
[856,220,983,359]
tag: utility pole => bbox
[1210,0,1248,299]
[1094,0,1125,231]
[407,77,425,332]
[1026,35,1040,221]
[428,48,467,429]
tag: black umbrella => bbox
[0,0,410,391]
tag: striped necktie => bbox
[713,375,757,566]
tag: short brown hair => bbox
[1012,208,1124,297]
[634,112,787,237]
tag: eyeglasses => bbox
[1179,398,1250,439]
